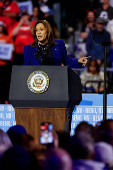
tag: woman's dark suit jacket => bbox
[23,39,81,68]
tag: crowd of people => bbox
[74,0,113,93]
[0,0,113,103]
[0,119,113,170]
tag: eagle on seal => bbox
[34,78,43,87]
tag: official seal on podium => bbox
[27,70,49,93]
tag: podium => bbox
[9,66,82,147]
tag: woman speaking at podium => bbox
[23,20,89,67]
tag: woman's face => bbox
[35,23,48,44]
[22,15,31,26]
[33,7,39,17]
[87,12,95,22]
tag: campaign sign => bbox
[0,44,13,60]
[18,1,33,15]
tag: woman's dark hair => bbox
[87,58,100,73]
[31,20,55,47]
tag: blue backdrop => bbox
[70,94,113,136]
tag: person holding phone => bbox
[40,122,53,145]
[40,122,59,149]
[23,20,90,67]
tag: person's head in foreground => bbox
[43,147,72,170]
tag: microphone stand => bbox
[101,42,111,120]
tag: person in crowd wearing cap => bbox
[7,124,27,146]
[86,17,111,66]
[0,21,14,104]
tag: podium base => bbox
[15,107,72,148]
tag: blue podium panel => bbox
[71,94,113,136]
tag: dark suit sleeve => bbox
[60,39,81,68]
[23,45,31,65]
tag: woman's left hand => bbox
[78,56,91,66]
